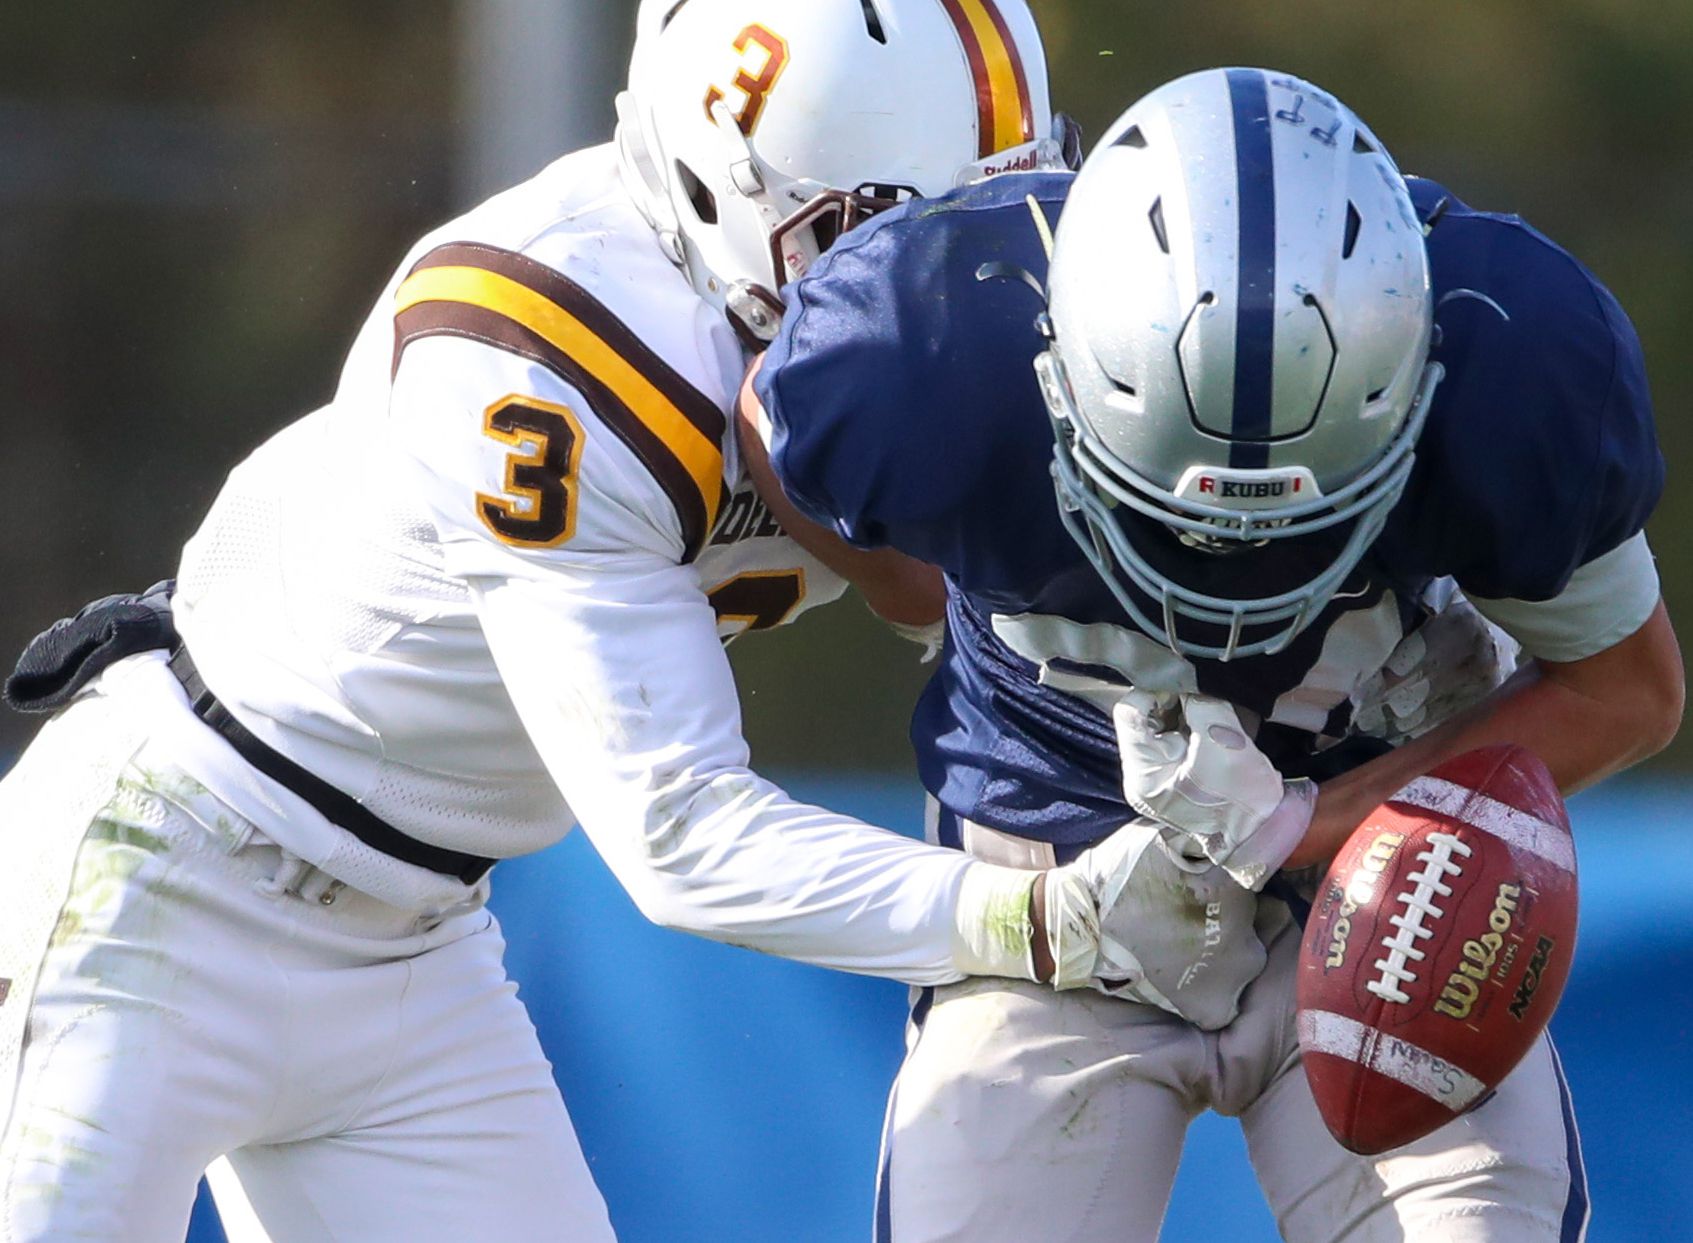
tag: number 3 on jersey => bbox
[477,395,585,548]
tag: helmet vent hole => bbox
[659,0,694,31]
[1148,198,1170,255]
[1353,130,1377,155]
[859,0,888,43]
[1366,387,1387,403]
[676,161,718,225]
[1115,125,1149,149]
[1342,203,1362,259]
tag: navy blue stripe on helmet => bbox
[1226,67,1277,470]
[1549,1039,1590,1241]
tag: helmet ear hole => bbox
[675,161,718,225]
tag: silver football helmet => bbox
[1036,68,1441,661]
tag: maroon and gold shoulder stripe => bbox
[937,0,1036,159]
[392,243,727,560]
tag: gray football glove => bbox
[1115,692,1316,892]
[1353,595,1520,744]
[1045,820,1266,1030]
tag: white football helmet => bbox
[1036,68,1441,661]
[617,0,1064,339]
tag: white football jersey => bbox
[164,147,932,883]
[170,146,985,985]
[175,144,850,861]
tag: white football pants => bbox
[0,670,615,1242]
[875,817,1589,1243]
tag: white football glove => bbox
[1353,598,1520,744]
[951,821,1267,1031]
[1115,692,1316,891]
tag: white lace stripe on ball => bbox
[1393,777,1575,874]
[1298,1009,1488,1111]
[1366,832,1471,1005]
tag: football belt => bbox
[6,585,496,886]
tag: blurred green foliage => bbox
[2,1,1689,775]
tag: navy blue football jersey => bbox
[756,171,1662,849]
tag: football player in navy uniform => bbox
[742,69,1682,1242]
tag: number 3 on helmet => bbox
[617,0,1066,340]
[1037,68,1442,662]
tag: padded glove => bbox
[1115,692,1316,891]
[1057,820,1266,1029]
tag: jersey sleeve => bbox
[754,174,1077,583]
[1469,531,1660,662]
[386,241,989,984]
[469,548,985,985]
[1381,182,1665,622]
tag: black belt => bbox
[168,645,495,885]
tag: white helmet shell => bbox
[1038,68,1440,660]
[617,0,1058,335]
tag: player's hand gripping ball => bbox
[1295,745,1578,1155]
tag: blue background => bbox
[185,775,1692,1242]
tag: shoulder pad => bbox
[394,240,733,560]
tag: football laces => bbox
[1367,832,1471,1005]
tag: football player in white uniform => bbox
[0,4,1250,1240]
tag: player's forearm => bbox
[573,764,977,983]
[1292,601,1683,869]
[474,568,1043,984]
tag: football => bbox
[1295,745,1579,1155]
